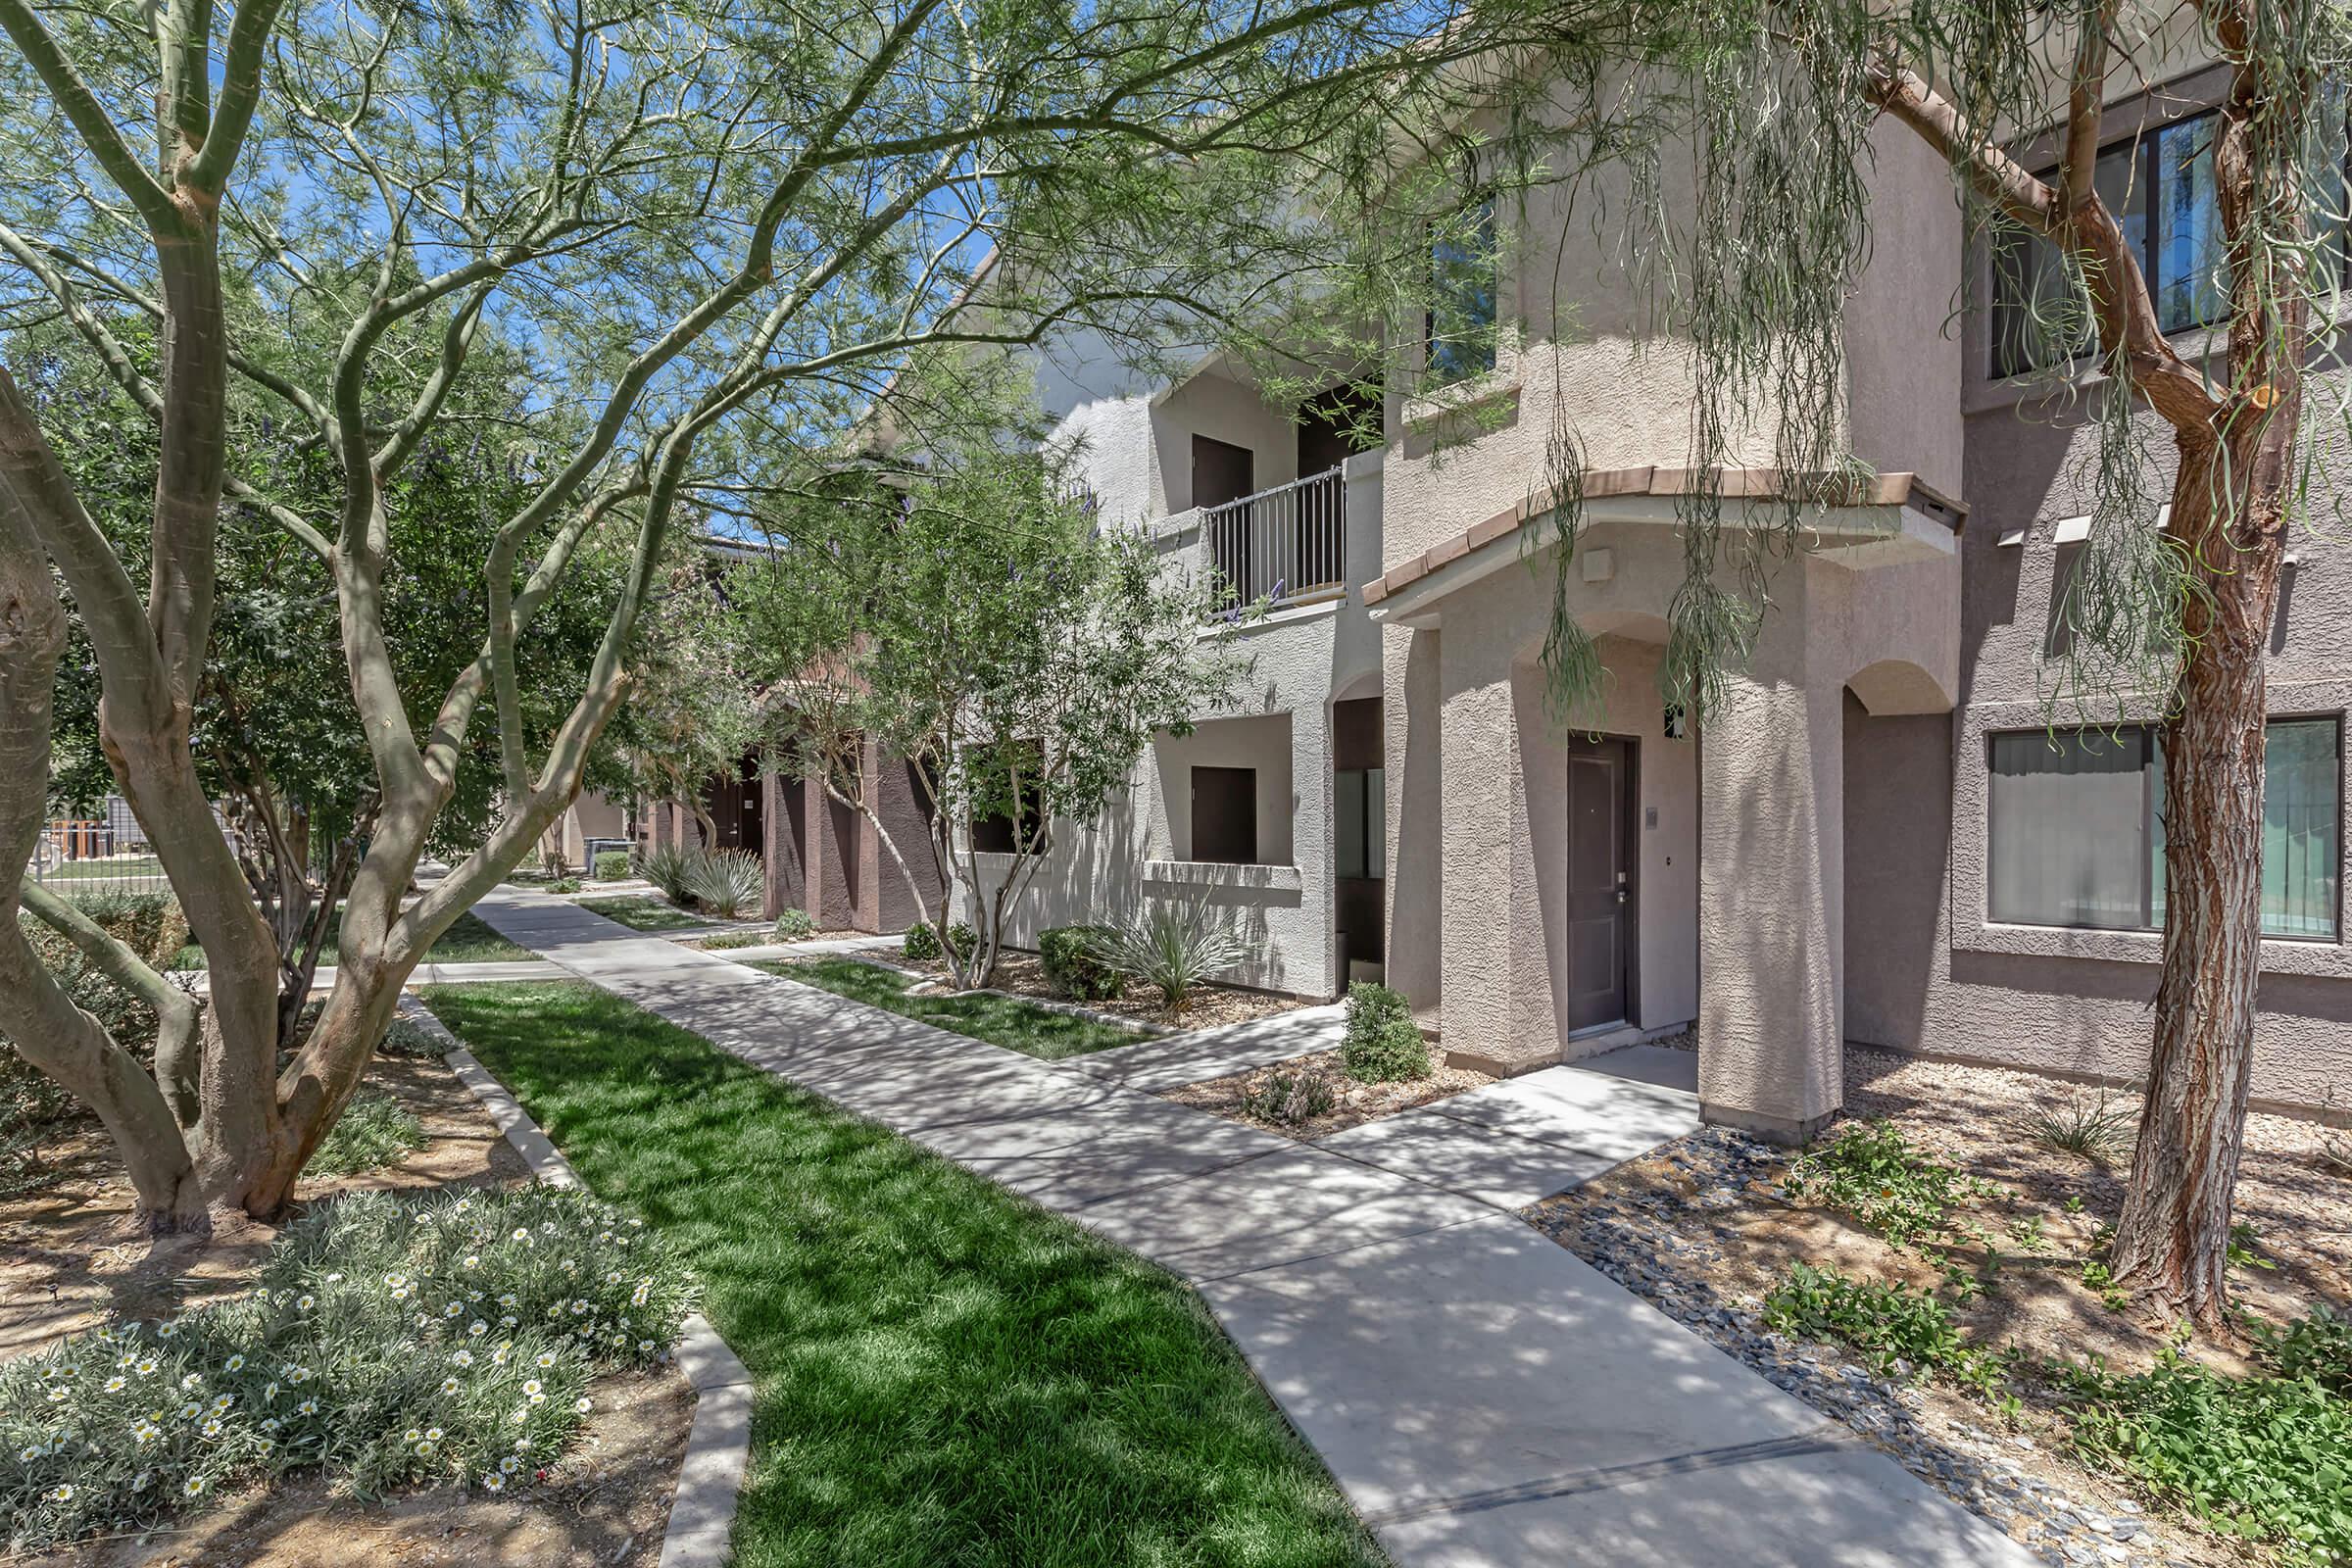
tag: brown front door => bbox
[1565,737,1632,1032]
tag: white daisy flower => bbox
[182,1477,205,1497]
[442,1378,464,1396]
[222,1353,246,1372]
[48,1484,74,1502]
[574,1397,592,1414]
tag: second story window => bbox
[1427,195,1496,385]
[1992,103,2349,377]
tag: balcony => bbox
[1201,465,1348,610]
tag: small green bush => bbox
[0,1185,695,1552]
[902,920,972,965]
[546,877,582,895]
[1341,982,1428,1083]
[772,907,814,942]
[1039,924,1123,1001]
[591,851,631,882]
[2057,1348,2352,1564]
[307,1093,428,1177]
[1783,1118,2002,1249]
[376,1015,446,1058]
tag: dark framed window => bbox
[1335,767,1385,880]
[1191,765,1259,864]
[1426,195,1496,384]
[1986,717,2341,938]
[969,746,1042,855]
[1993,103,2352,377]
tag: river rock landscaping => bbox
[1528,1047,2352,1568]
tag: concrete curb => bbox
[403,996,754,1567]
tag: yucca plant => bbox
[1087,900,1249,1012]
[2025,1088,2137,1163]
[682,848,764,918]
[638,842,698,904]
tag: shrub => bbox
[1039,924,1123,1002]
[637,843,697,904]
[591,851,632,883]
[1087,902,1246,1011]
[2057,1348,2352,1564]
[16,890,190,1058]
[546,877,582,895]
[377,1014,446,1058]
[680,849,762,918]
[773,906,814,942]
[1783,1119,2002,1250]
[0,1185,695,1552]
[901,920,973,966]
[1340,982,1429,1083]
[1238,1066,1338,1126]
[307,1093,428,1177]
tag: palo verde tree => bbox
[0,0,1525,1228]
[1307,0,2349,1322]
[732,391,1249,990]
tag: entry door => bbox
[1565,738,1632,1032]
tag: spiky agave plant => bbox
[1087,900,1250,1012]
[681,849,764,918]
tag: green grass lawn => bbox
[576,893,710,932]
[421,981,1383,1568]
[754,956,1137,1061]
[168,908,534,970]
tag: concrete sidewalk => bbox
[470,888,2038,1568]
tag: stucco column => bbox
[1382,625,1445,1016]
[1438,628,1556,1071]
[1697,600,1846,1143]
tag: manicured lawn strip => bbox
[421,981,1385,1568]
[752,955,1137,1060]
[575,893,710,931]
[166,908,533,970]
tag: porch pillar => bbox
[1697,594,1845,1143]
[1437,628,1557,1073]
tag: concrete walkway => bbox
[469,889,2036,1568]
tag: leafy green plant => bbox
[2079,1257,2130,1312]
[773,906,814,942]
[306,1093,427,1177]
[902,921,942,961]
[546,876,583,895]
[2025,1090,2136,1161]
[591,850,632,882]
[1238,1066,1338,1126]
[1783,1119,2002,1250]
[376,1015,446,1058]
[1763,1264,2014,1400]
[0,1185,694,1552]
[1340,982,1429,1083]
[1086,902,1247,1012]
[2252,1305,2352,1396]
[637,843,698,904]
[680,850,763,919]
[1039,924,1123,1002]
[2057,1348,2352,1564]
[2227,1221,2278,1273]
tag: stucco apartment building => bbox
[985,47,2348,1141]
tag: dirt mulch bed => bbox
[1,1047,695,1568]
[691,927,867,950]
[1528,1046,2352,1568]
[1158,1047,1495,1141]
[905,950,1311,1033]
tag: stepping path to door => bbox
[468,888,2040,1568]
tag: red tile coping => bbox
[1361,467,1966,607]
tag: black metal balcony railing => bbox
[1201,465,1347,610]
